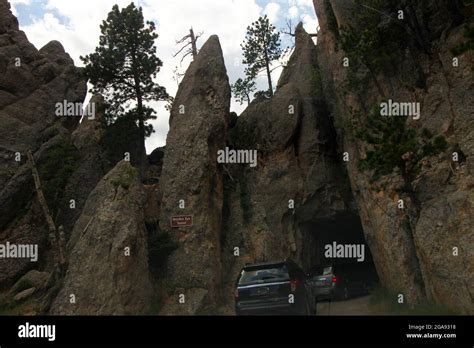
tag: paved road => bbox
[316,295,371,315]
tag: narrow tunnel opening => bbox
[300,213,380,301]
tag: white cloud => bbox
[302,13,318,34]
[264,2,281,23]
[296,0,313,9]
[9,0,31,5]
[288,6,299,19]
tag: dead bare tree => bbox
[27,150,67,276]
[282,18,318,38]
[173,27,203,63]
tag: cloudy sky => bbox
[10,0,318,152]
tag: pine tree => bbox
[355,104,448,193]
[231,78,256,105]
[241,15,282,97]
[81,3,168,173]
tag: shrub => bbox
[38,136,79,217]
[354,103,448,187]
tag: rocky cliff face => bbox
[1,0,472,316]
[0,0,86,289]
[220,23,358,305]
[155,28,359,314]
[50,161,153,315]
[313,0,473,312]
[155,1,472,314]
[158,35,230,314]
[0,0,136,313]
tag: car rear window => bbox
[323,267,333,275]
[238,265,290,285]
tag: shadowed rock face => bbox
[50,161,153,315]
[0,0,86,189]
[158,35,230,314]
[219,24,357,307]
[0,0,86,288]
[313,0,473,312]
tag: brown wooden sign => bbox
[170,215,193,228]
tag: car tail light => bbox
[332,276,337,283]
[290,279,300,292]
[234,289,239,299]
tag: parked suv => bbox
[234,259,316,315]
[309,263,378,301]
[309,265,340,301]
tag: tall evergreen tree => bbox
[81,3,167,173]
[240,15,282,97]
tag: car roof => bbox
[243,259,297,271]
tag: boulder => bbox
[11,270,50,295]
[49,161,153,315]
[14,287,36,302]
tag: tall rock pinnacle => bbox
[158,35,230,314]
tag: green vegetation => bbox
[39,136,79,218]
[354,104,447,188]
[324,0,339,38]
[369,286,461,315]
[451,25,474,55]
[148,291,164,315]
[231,77,256,105]
[110,163,137,191]
[451,0,474,58]
[235,15,283,99]
[337,0,410,95]
[81,3,168,171]
[309,63,323,97]
[0,292,40,315]
[100,114,142,168]
[451,23,474,71]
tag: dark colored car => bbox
[309,263,378,301]
[234,259,316,315]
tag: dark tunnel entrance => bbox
[299,213,380,301]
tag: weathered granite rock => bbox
[313,0,473,312]
[0,0,86,191]
[50,161,153,315]
[158,35,230,314]
[14,287,36,302]
[0,0,86,288]
[10,270,50,295]
[59,95,110,235]
[220,24,358,306]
